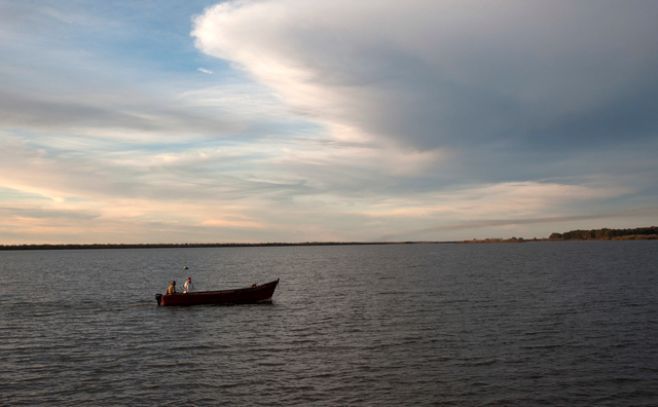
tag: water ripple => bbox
[1,242,658,405]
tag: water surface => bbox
[1,241,657,405]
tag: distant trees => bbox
[549,226,658,240]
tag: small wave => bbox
[459,358,498,367]
[522,330,561,336]
[519,343,565,350]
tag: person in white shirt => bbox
[183,277,192,293]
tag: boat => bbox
[155,279,279,306]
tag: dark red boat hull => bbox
[156,279,279,306]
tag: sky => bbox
[1,0,657,244]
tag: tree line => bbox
[549,226,658,240]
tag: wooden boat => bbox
[155,279,279,306]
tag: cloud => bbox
[0,1,313,143]
[379,207,658,241]
[1,126,653,243]
[337,178,656,240]
[0,86,241,141]
[193,0,658,153]
[361,181,626,217]
[2,1,657,244]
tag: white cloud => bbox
[360,181,630,220]
[193,0,658,151]
[197,67,213,74]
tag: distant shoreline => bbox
[1,227,656,251]
[0,241,459,251]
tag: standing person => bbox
[183,277,192,294]
[166,280,176,295]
